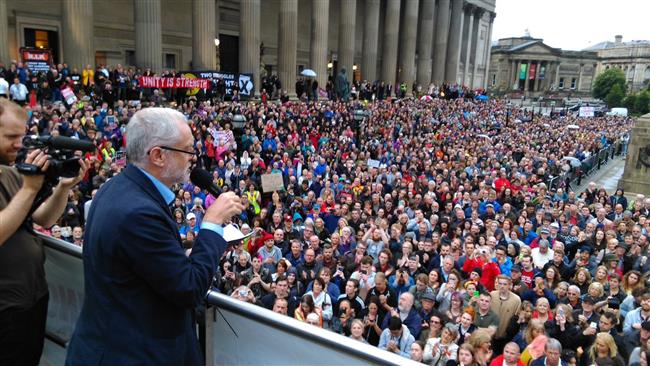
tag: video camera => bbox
[16,135,96,213]
[16,135,96,185]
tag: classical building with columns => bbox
[488,35,650,97]
[0,0,496,96]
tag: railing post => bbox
[204,306,215,366]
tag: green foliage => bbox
[605,84,625,108]
[635,91,650,115]
[623,94,637,111]
[592,68,627,100]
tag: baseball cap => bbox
[186,213,196,220]
[511,265,522,272]
[540,228,550,235]
[583,296,596,305]
[421,292,435,302]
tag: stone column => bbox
[534,61,541,91]
[470,9,482,88]
[239,0,260,96]
[416,0,435,88]
[362,0,380,82]
[0,0,8,64]
[482,12,495,88]
[62,0,94,70]
[432,0,450,84]
[338,0,356,83]
[381,0,400,86]
[278,0,297,96]
[555,62,561,89]
[577,63,584,92]
[463,6,475,86]
[398,0,419,95]
[310,0,329,89]
[445,0,464,84]
[192,0,216,70]
[215,0,221,70]
[135,0,162,71]
[515,60,522,90]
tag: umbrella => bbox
[420,95,433,102]
[475,95,489,101]
[300,69,317,77]
[477,134,491,140]
[562,156,582,167]
[566,124,579,130]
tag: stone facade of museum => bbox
[488,35,650,97]
[0,0,496,96]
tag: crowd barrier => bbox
[39,234,419,365]
[546,140,625,193]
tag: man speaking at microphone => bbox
[66,108,243,365]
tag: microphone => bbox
[28,135,96,152]
[190,167,222,198]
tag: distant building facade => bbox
[488,35,650,97]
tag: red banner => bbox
[138,76,210,89]
[529,64,536,80]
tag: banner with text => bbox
[138,76,210,89]
[181,71,254,97]
[21,48,53,73]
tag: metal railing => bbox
[546,140,624,192]
[40,234,419,365]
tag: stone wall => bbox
[620,113,650,196]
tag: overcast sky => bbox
[492,0,650,50]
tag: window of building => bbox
[492,74,496,86]
[165,53,176,69]
[570,78,576,89]
[125,50,136,66]
[645,66,650,81]
[558,77,564,89]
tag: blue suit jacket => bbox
[66,164,227,365]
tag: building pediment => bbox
[509,41,560,56]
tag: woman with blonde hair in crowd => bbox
[466,329,493,366]
[587,332,625,366]
[532,298,552,323]
[593,265,609,287]
[519,319,547,365]
[348,319,367,343]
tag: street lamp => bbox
[231,114,246,156]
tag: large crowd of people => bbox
[2,59,649,366]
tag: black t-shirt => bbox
[0,165,48,311]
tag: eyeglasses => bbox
[148,145,195,156]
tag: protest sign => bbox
[261,173,285,192]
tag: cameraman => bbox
[0,99,88,365]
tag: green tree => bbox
[605,84,625,108]
[634,90,650,115]
[623,94,638,113]
[592,68,627,100]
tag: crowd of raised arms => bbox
[3,60,649,366]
